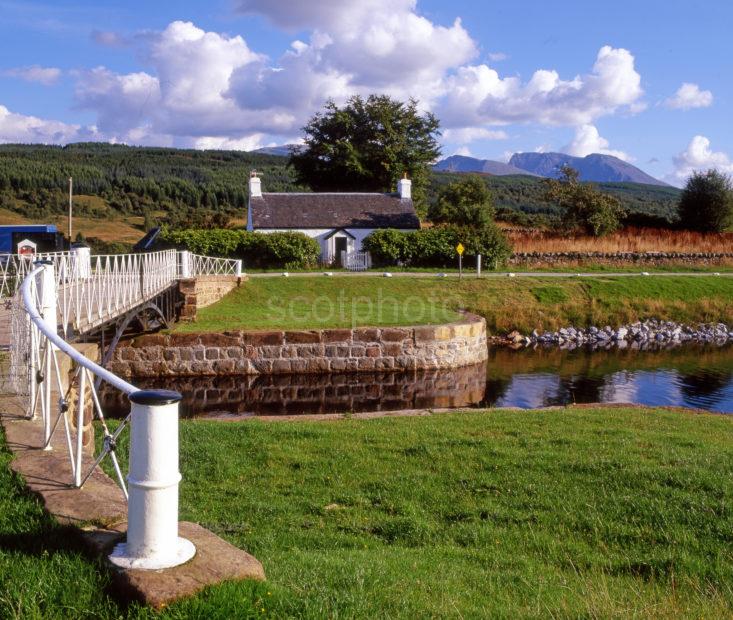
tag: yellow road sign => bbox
[456,243,464,255]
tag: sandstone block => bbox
[242,331,284,346]
[322,329,353,343]
[353,328,380,342]
[285,330,322,344]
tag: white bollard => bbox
[38,262,57,447]
[70,244,91,279]
[109,390,196,570]
[235,259,242,278]
[179,250,191,279]
[476,254,482,278]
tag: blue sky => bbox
[0,0,731,185]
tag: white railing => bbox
[341,250,372,271]
[54,249,178,335]
[181,251,242,278]
[10,258,205,569]
[1,251,67,298]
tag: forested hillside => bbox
[431,172,681,225]
[0,144,681,241]
[0,143,302,229]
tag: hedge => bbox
[159,229,321,269]
[363,224,512,268]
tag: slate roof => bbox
[249,193,420,229]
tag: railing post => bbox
[38,261,56,448]
[179,250,191,279]
[70,243,91,279]
[109,390,196,570]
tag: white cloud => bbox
[4,65,61,85]
[75,8,476,146]
[671,135,733,184]
[233,0,416,30]
[190,134,265,151]
[74,67,161,134]
[75,21,292,142]
[563,124,630,161]
[7,8,652,155]
[442,127,508,143]
[665,82,713,110]
[487,52,508,62]
[0,104,97,144]
[438,45,643,129]
[91,30,128,47]
[453,146,473,157]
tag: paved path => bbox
[247,271,733,279]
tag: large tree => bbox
[544,165,626,237]
[289,95,441,214]
[678,169,733,232]
[428,174,495,227]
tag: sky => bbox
[0,0,731,186]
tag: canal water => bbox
[103,344,733,417]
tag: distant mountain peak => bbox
[433,155,539,177]
[508,152,669,186]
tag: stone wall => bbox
[178,275,242,321]
[109,313,487,378]
[509,251,733,268]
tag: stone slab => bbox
[86,521,265,609]
[1,398,127,527]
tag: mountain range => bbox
[253,145,669,186]
[434,152,669,186]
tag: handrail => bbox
[21,264,138,395]
[16,259,196,569]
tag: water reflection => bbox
[103,344,733,417]
[102,363,488,417]
[483,345,733,413]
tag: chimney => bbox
[249,170,262,198]
[397,174,411,200]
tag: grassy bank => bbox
[175,275,733,334]
[4,407,733,617]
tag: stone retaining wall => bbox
[109,313,487,378]
[179,275,242,321]
[509,251,733,267]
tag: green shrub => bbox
[159,228,320,269]
[160,228,241,256]
[364,224,512,268]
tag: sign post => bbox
[456,243,464,279]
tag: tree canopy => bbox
[544,165,626,237]
[428,174,495,227]
[677,169,733,232]
[289,95,441,215]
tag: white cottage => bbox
[246,172,420,265]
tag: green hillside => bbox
[431,171,681,224]
[0,142,302,229]
[0,144,680,234]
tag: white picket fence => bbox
[341,250,372,271]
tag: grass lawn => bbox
[3,407,733,617]
[175,275,733,334]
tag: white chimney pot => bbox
[398,177,412,199]
[249,175,262,198]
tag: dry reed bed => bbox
[507,227,733,254]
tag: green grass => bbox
[176,275,733,334]
[178,276,464,332]
[4,408,733,617]
[112,407,733,617]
